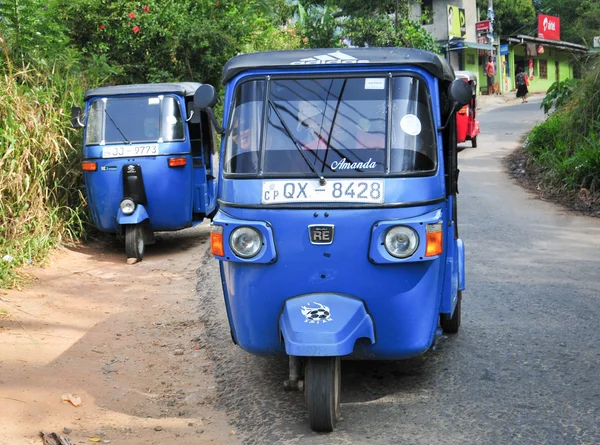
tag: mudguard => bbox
[117,204,149,225]
[279,293,375,357]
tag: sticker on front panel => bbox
[301,302,333,324]
[365,78,385,90]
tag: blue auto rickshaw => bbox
[194,48,471,431]
[71,83,218,261]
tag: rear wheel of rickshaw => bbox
[441,291,462,334]
[125,224,145,261]
[471,136,478,148]
[305,356,341,432]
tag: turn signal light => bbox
[82,161,97,171]
[210,224,225,257]
[425,223,443,257]
[168,157,187,167]
[457,107,468,115]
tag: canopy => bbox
[222,47,455,84]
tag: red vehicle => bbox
[455,70,480,148]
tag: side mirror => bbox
[71,106,84,129]
[192,84,224,135]
[193,84,217,110]
[448,79,472,108]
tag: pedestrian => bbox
[485,55,495,95]
[515,67,529,103]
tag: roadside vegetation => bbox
[523,54,600,200]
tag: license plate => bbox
[102,144,159,158]
[261,179,384,204]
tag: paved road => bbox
[195,96,600,445]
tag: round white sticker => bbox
[400,114,422,136]
[166,115,177,125]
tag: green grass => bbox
[0,49,89,288]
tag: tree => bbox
[477,0,536,37]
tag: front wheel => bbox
[440,291,462,334]
[305,357,341,432]
[125,224,145,261]
[471,136,478,148]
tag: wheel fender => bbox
[117,204,149,225]
[279,294,375,357]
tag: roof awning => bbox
[443,40,495,51]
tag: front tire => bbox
[305,357,341,432]
[471,136,478,148]
[125,224,145,261]
[440,291,462,334]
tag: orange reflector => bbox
[425,224,443,257]
[458,108,467,115]
[168,157,187,167]
[210,225,225,257]
[82,161,97,171]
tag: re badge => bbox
[308,225,334,245]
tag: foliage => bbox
[0,49,88,288]
[525,54,600,194]
[295,0,439,52]
[0,0,70,62]
[540,78,578,114]
[58,0,301,87]
[295,1,341,48]
[477,0,536,37]
[344,15,440,52]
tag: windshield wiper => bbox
[322,79,347,173]
[268,99,327,185]
[104,109,130,143]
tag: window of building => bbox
[421,0,433,25]
[539,59,548,79]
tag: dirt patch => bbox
[0,227,239,445]
[504,146,600,218]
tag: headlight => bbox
[384,226,419,259]
[120,198,135,215]
[230,226,262,259]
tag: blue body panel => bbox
[279,294,375,356]
[81,93,217,234]
[214,64,463,359]
[215,203,452,359]
[83,152,195,232]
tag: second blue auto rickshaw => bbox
[71,83,218,261]
[194,48,471,431]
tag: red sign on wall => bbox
[538,14,560,40]
[476,21,491,32]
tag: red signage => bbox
[476,21,491,32]
[538,14,560,40]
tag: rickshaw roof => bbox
[454,70,477,83]
[84,82,201,100]
[222,47,455,84]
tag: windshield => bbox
[85,95,184,145]
[224,75,436,176]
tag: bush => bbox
[0,51,88,287]
[525,54,600,195]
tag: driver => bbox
[229,117,258,173]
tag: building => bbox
[410,2,588,95]
[411,0,494,89]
